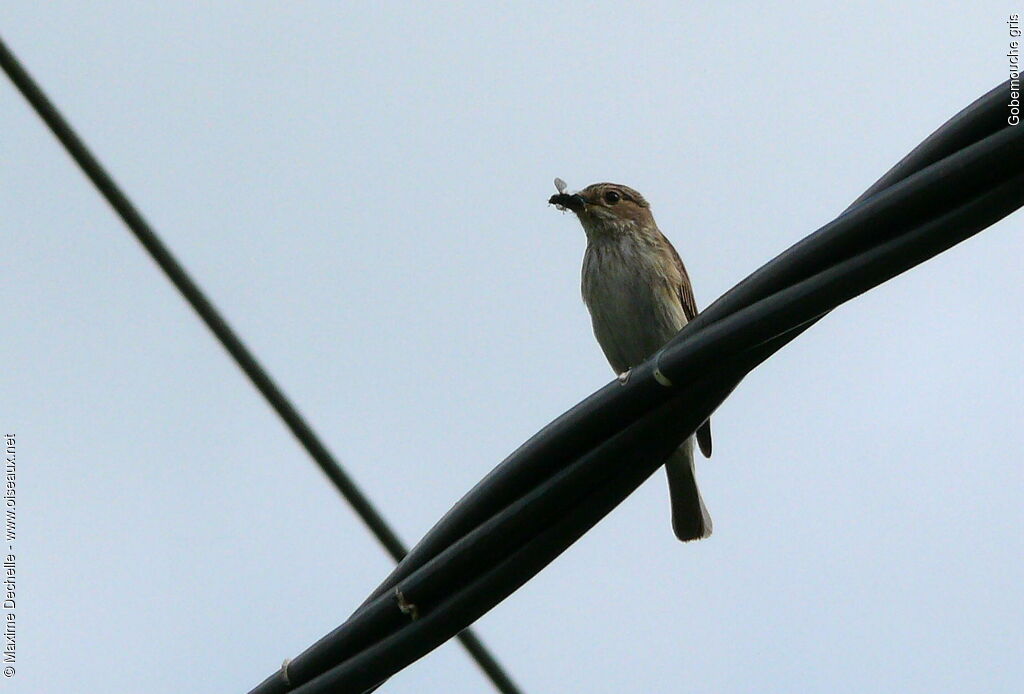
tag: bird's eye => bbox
[603,190,621,205]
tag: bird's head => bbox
[549,181,655,238]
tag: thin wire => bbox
[0,33,522,694]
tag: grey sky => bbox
[3,3,1021,693]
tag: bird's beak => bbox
[549,192,587,214]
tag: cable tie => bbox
[653,365,673,387]
[395,588,420,621]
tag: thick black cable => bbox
[295,369,753,693]
[848,80,1012,210]
[272,161,1024,694]
[276,335,790,694]
[353,95,1022,616]
[242,80,1022,693]
[0,33,523,694]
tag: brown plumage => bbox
[550,181,712,541]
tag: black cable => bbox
[0,33,523,694]
[356,103,1023,615]
[239,80,1022,693]
[274,154,1024,694]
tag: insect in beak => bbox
[550,177,586,213]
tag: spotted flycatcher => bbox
[550,180,712,542]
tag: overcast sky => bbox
[3,3,1021,693]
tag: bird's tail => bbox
[664,437,713,542]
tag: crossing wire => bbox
[0,32,522,694]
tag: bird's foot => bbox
[616,369,632,385]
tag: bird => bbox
[549,180,713,542]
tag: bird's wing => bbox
[664,232,713,458]
[665,238,699,322]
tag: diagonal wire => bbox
[0,33,522,694]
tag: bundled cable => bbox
[249,80,1022,693]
